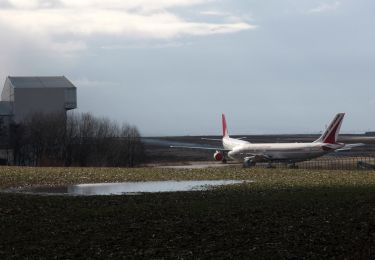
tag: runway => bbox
[154,161,238,169]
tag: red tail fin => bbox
[222,113,229,137]
[315,113,345,144]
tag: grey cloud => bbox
[0,0,11,8]
[1,0,374,135]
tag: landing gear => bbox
[222,158,227,164]
[266,162,275,168]
[243,158,256,168]
[287,162,298,169]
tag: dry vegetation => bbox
[1,166,375,258]
[0,166,375,189]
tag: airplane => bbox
[171,113,364,167]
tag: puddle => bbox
[159,162,235,169]
[9,180,249,196]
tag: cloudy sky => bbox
[0,0,374,136]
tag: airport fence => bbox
[255,155,375,171]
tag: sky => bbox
[0,0,374,136]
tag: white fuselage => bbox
[223,137,344,163]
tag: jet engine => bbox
[213,151,224,161]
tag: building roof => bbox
[7,76,76,89]
[0,101,13,116]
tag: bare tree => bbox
[9,123,27,165]
[7,112,145,167]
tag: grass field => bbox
[1,166,375,258]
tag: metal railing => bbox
[255,156,375,170]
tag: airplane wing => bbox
[201,138,222,141]
[335,143,365,152]
[201,137,249,141]
[170,145,231,151]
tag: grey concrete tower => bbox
[1,76,77,122]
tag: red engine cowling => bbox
[213,151,223,161]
